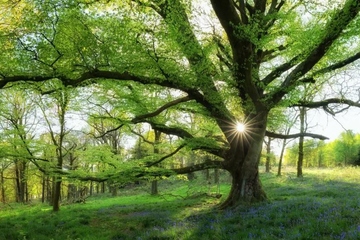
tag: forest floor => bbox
[1,167,360,240]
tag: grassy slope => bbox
[1,167,360,240]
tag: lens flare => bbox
[236,122,246,133]
[223,116,261,148]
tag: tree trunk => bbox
[111,184,118,196]
[151,181,158,195]
[277,139,286,176]
[220,167,266,208]
[318,150,323,168]
[219,111,268,208]
[90,181,93,196]
[101,182,105,193]
[187,165,196,180]
[214,168,219,184]
[265,137,272,173]
[205,169,210,181]
[67,183,76,201]
[14,160,27,203]
[297,107,306,178]
[0,170,6,204]
[151,130,161,195]
[41,174,46,203]
[52,176,62,211]
[47,176,52,203]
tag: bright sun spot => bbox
[236,122,246,133]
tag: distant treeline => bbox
[283,130,360,167]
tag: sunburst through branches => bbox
[225,116,262,148]
[236,122,246,133]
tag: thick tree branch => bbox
[82,71,231,122]
[171,161,225,174]
[261,55,300,86]
[271,0,360,103]
[0,75,56,88]
[146,144,185,167]
[233,0,249,24]
[312,51,360,76]
[210,0,242,49]
[261,45,287,62]
[148,123,194,139]
[132,95,191,122]
[138,122,226,158]
[293,98,360,108]
[292,98,360,116]
[266,130,328,140]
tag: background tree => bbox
[0,157,12,204]
[277,110,298,176]
[333,130,359,166]
[36,81,75,211]
[0,88,39,203]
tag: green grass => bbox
[1,167,360,239]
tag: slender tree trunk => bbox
[53,145,64,211]
[25,180,28,202]
[318,151,323,168]
[214,168,219,184]
[187,163,196,180]
[101,182,105,193]
[53,177,62,211]
[90,181,93,196]
[111,183,118,196]
[205,169,210,181]
[265,137,272,173]
[151,130,161,195]
[151,181,158,195]
[41,174,46,203]
[277,139,287,176]
[187,153,196,180]
[50,176,56,206]
[67,184,76,201]
[14,162,21,202]
[14,160,27,203]
[297,107,305,178]
[47,176,52,203]
[0,170,6,204]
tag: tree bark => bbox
[151,181,158,195]
[14,160,27,203]
[219,168,267,209]
[151,130,161,195]
[214,168,219,184]
[0,170,5,204]
[101,182,105,193]
[265,137,272,173]
[297,107,306,178]
[90,181,93,196]
[53,178,61,212]
[219,111,268,208]
[67,183,76,201]
[277,139,287,176]
[41,174,45,203]
[52,176,62,211]
[111,183,118,196]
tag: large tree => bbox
[1,0,360,208]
